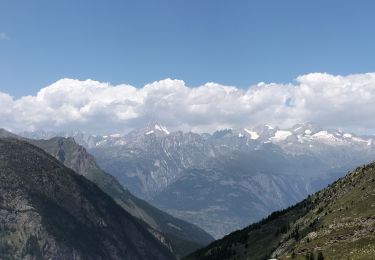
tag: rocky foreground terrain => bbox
[0,138,175,259]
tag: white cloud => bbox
[0,33,10,40]
[1,72,375,134]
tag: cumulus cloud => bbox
[0,33,10,40]
[1,72,375,134]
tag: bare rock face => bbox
[0,138,175,260]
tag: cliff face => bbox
[0,138,174,260]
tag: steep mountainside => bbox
[27,136,214,258]
[186,161,375,260]
[19,123,375,238]
[0,138,174,259]
[0,129,18,138]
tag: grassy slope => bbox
[186,162,375,260]
[278,163,375,259]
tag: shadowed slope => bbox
[0,138,175,259]
[30,136,214,258]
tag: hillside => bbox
[28,136,214,257]
[0,138,174,259]
[186,161,375,259]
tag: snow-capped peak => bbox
[154,124,170,135]
[312,131,337,142]
[270,130,292,141]
[243,128,259,140]
[110,133,122,138]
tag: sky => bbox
[1,1,375,133]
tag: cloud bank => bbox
[1,72,375,134]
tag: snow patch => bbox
[313,131,333,138]
[297,135,304,143]
[312,131,343,145]
[351,136,368,143]
[244,128,259,140]
[154,124,170,134]
[270,130,292,141]
[167,222,182,231]
[154,160,160,167]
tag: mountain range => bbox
[19,123,375,238]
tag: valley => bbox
[20,123,375,238]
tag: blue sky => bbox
[1,0,375,97]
